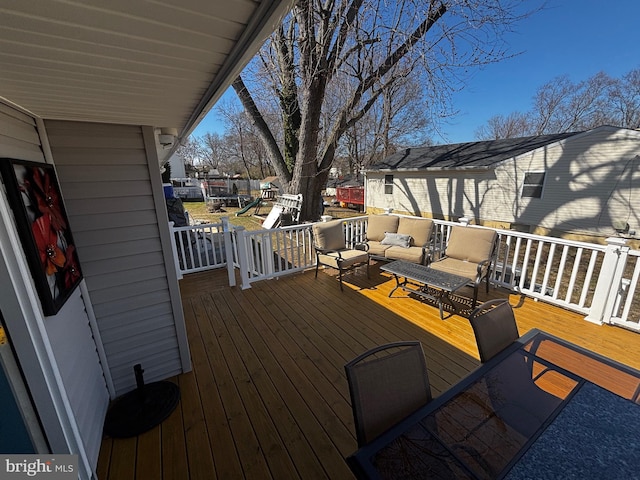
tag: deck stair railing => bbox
[232,223,314,287]
[169,218,235,285]
[171,215,639,329]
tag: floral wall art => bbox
[1,159,82,316]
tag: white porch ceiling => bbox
[0,0,292,138]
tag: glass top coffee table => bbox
[380,260,469,319]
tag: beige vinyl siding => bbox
[43,289,108,469]
[46,120,184,394]
[1,103,109,475]
[506,128,640,236]
[0,103,44,161]
[367,169,496,221]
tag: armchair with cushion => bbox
[429,226,498,307]
[312,219,369,291]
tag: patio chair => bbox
[429,226,498,307]
[468,299,519,362]
[468,300,561,439]
[312,219,369,291]
[345,341,432,447]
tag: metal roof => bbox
[0,0,293,139]
[368,132,579,171]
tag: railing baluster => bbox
[553,246,570,299]
[578,250,599,308]
[530,240,544,292]
[512,237,523,289]
[620,257,640,322]
[565,247,583,304]
[541,243,556,296]
[520,239,533,291]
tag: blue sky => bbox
[193,1,640,145]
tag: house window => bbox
[522,172,545,198]
[384,175,393,194]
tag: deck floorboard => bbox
[97,264,640,479]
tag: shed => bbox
[365,126,640,241]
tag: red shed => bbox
[336,186,365,209]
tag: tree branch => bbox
[320,3,447,170]
[232,76,292,184]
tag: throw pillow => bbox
[380,232,412,248]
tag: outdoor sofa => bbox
[365,215,434,265]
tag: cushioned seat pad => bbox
[384,246,424,263]
[429,257,481,282]
[318,250,369,269]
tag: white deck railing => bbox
[170,218,235,285]
[171,215,639,330]
[232,224,315,287]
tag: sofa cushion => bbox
[366,215,399,242]
[445,226,497,263]
[381,232,412,248]
[367,241,391,257]
[312,219,346,251]
[397,217,433,247]
[428,257,479,282]
[317,249,368,269]
[384,245,424,264]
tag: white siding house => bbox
[366,126,640,243]
[0,1,294,479]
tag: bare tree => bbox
[217,99,275,179]
[477,69,640,139]
[175,136,207,173]
[607,69,640,129]
[475,111,533,140]
[233,0,533,221]
[200,132,225,170]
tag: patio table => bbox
[380,260,469,319]
[347,329,640,479]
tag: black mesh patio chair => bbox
[345,341,432,447]
[468,298,519,362]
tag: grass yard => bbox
[180,198,363,229]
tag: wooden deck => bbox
[97,264,640,479]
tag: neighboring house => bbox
[167,152,187,179]
[0,1,293,479]
[365,126,640,243]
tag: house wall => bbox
[366,127,640,242]
[46,120,191,394]
[0,103,107,478]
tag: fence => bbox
[170,218,235,285]
[171,215,639,329]
[232,224,315,286]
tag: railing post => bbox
[458,217,470,226]
[584,237,629,325]
[221,217,236,287]
[234,226,252,289]
[168,221,183,280]
[383,207,393,215]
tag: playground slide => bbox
[235,197,262,216]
